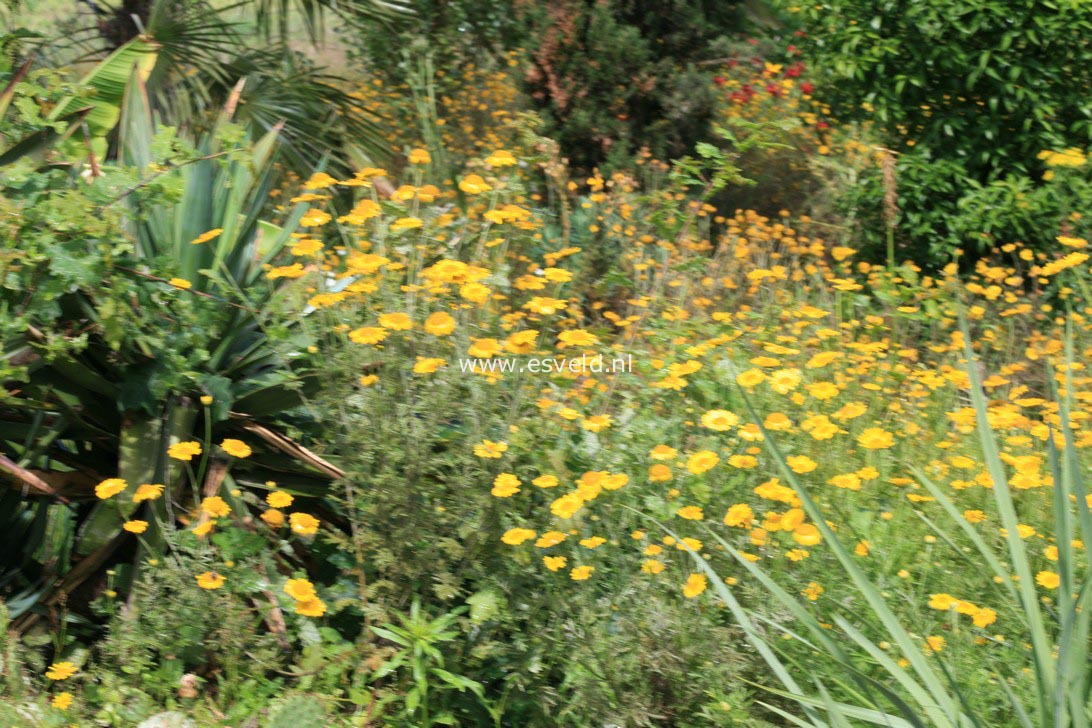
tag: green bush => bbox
[782,0,1092,261]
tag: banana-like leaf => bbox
[49,37,159,159]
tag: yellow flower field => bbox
[3,1,1092,724]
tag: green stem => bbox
[194,407,213,495]
[886,225,896,269]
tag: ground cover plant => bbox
[2,0,1092,725]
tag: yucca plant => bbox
[669,317,1091,726]
[0,74,340,630]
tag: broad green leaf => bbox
[50,37,160,152]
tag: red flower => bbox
[801,81,815,94]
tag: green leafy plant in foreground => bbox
[370,599,494,726]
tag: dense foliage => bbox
[781,0,1092,260]
[2,1,1092,726]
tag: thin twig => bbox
[114,266,259,313]
[80,118,101,179]
[96,150,234,212]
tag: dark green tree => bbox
[521,0,745,170]
[348,0,747,171]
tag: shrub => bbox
[781,0,1092,261]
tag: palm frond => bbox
[161,45,391,171]
[250,0,412,45]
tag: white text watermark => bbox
[457,353,634,375]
